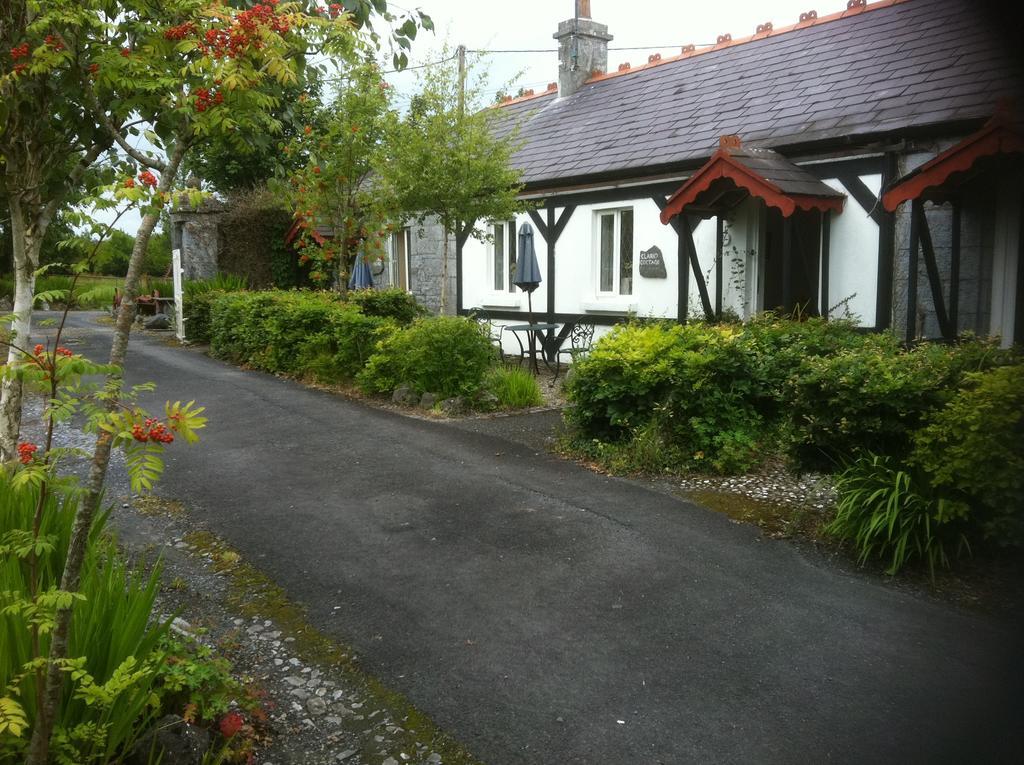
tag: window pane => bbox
[493,223,505,291]
[599,215,615,292]
[394,231,408,291]
[619,209,633,296]
[508,222,518,293]
[404,230,412,292]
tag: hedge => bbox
[565,318,1021,474]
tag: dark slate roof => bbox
[491,0,1024,187]
[730,147,845,197]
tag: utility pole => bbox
[457,43,466,118]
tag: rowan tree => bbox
[281,60,398,289]
[0,3,432,761]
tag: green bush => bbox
[358,316,495,398]
[347,288,426,325]
[485,365,543,408]
[565,322,764,473]
[785,336,1017,470]
[209,291,281,365]
[0,482,167,763]
[910,364,1024,546]
[183,290,224,343]
[738,314,874,418]
[208,290,393,381]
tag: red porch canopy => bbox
[659,136,845,224]
[881,110,1024,212]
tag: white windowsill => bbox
[481,294,523,309]
[581,299,637,314]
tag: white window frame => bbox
[388,228,412,293]
[487,220,519,294]
[592,206,634,298]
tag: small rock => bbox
[418,391,438,409]
[337,751,357,762]
[283,676,304,687]
[306,696,328,716]
[392,384,417,406]
[475,390,500,410]
[382,759,399,765]
[427,754,442,764]
[326,715,343,726]
[144,313,171,330]
[438,396,467,416]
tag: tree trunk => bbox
[25,144,186,765]
[0,197,46,461]
[440,223,449,315]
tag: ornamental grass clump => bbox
[485,365,543,409]
[826,454,971,577]
[0,482,168,763]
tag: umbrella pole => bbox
[528,292,539,375]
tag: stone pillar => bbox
[553,1,612,98]
[170,198,226,281]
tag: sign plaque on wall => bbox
[638,245,667,278]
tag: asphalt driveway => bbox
[52,314,1023,764]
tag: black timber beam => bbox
[916,203,953,340]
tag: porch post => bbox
[782,216,793,313]
[906,198,921,342]
[876,152,898,331]
[820,210,831,319]
[714,216,724,320]
[950,202,961,334]
[677,224,689,323]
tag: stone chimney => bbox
[553,0,613,98]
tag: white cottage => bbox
[449,0,1023,357]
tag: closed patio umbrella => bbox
[513,223,543,372]
[348,255,374,290]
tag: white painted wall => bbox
[822,175,881,327]
[461,169,885,356]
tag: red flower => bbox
[33,343,44,356]
[17,442,38,465]
[219,712,244,739]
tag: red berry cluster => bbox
[33,343,44,356]
[163,21,196,41]
[56,346,72,357]
[10,42,29,60]
[138,170,158,187]
[131,418,175,444]
[124,177,135,189]
[17,442,38,465]
[89,63,100,75]
[44,35,64,51]
[121,47,131,57]
[196,4,289,60]
[194,87,224,112]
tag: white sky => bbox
[383,0,854,102]
[110,0,853,234]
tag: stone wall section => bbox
[407,217,457,316]
[170,199,226,281]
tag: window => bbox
[596,208,633,295]
[491,221,518,292]
[389,228,412,292]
